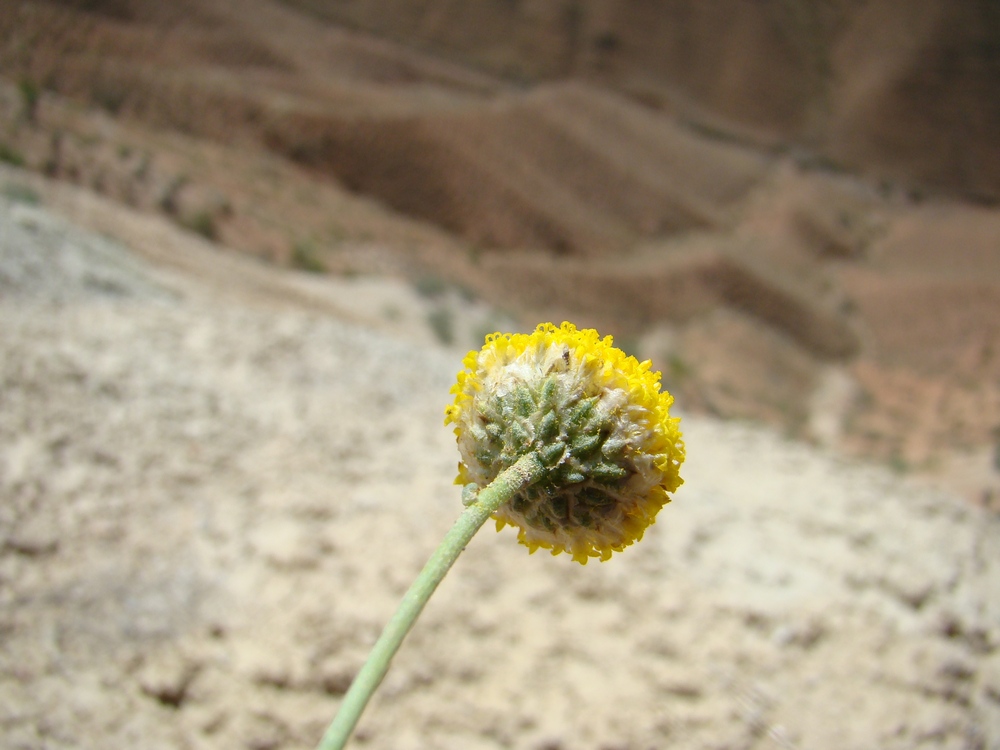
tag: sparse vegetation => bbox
[666,353,692,382]
[888,452,910,474]
[158,175,188,214]
[18,78,40,124]
[426,306,454,345]
[180,211,218,241]
[414,275,448,299]
[0,143,26,168]
[91,79,128,114]
[133,153,152,181]
[681,117,749,146]
[1,184,41,204]
[290,240,326,273]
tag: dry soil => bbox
[2,190,999,750]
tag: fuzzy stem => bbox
[316,451,546,750]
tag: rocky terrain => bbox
[1,187,999,750]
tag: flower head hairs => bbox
[318,322,685,749]
[446,322,684,563]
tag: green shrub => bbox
[181,211,217,241]
[291,241,326,273]
[0,143,25,167]
[18,78,40,123]
[667,354,692,382]
[427,307,454,345]
[414,275,448,299]
[1,184,40,204]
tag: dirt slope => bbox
[264,82,766,255]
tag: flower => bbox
[445,322,684,564]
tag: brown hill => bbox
[263,83,766,254]
[0,0,999,498]
[282,0,1000,199]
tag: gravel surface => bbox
[2,196,999,750]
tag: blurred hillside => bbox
[283,0,1000,200]
[1,0,999,498]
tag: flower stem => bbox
[316,451,546,750]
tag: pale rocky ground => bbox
[2,190,1000,750]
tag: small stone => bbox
[5,517,59,556]
[978,654,1000,704]
[138,653,200,708]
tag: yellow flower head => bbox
[445,322,684,564]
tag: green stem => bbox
[316,451,546,750]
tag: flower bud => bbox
[445,322,684,564]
